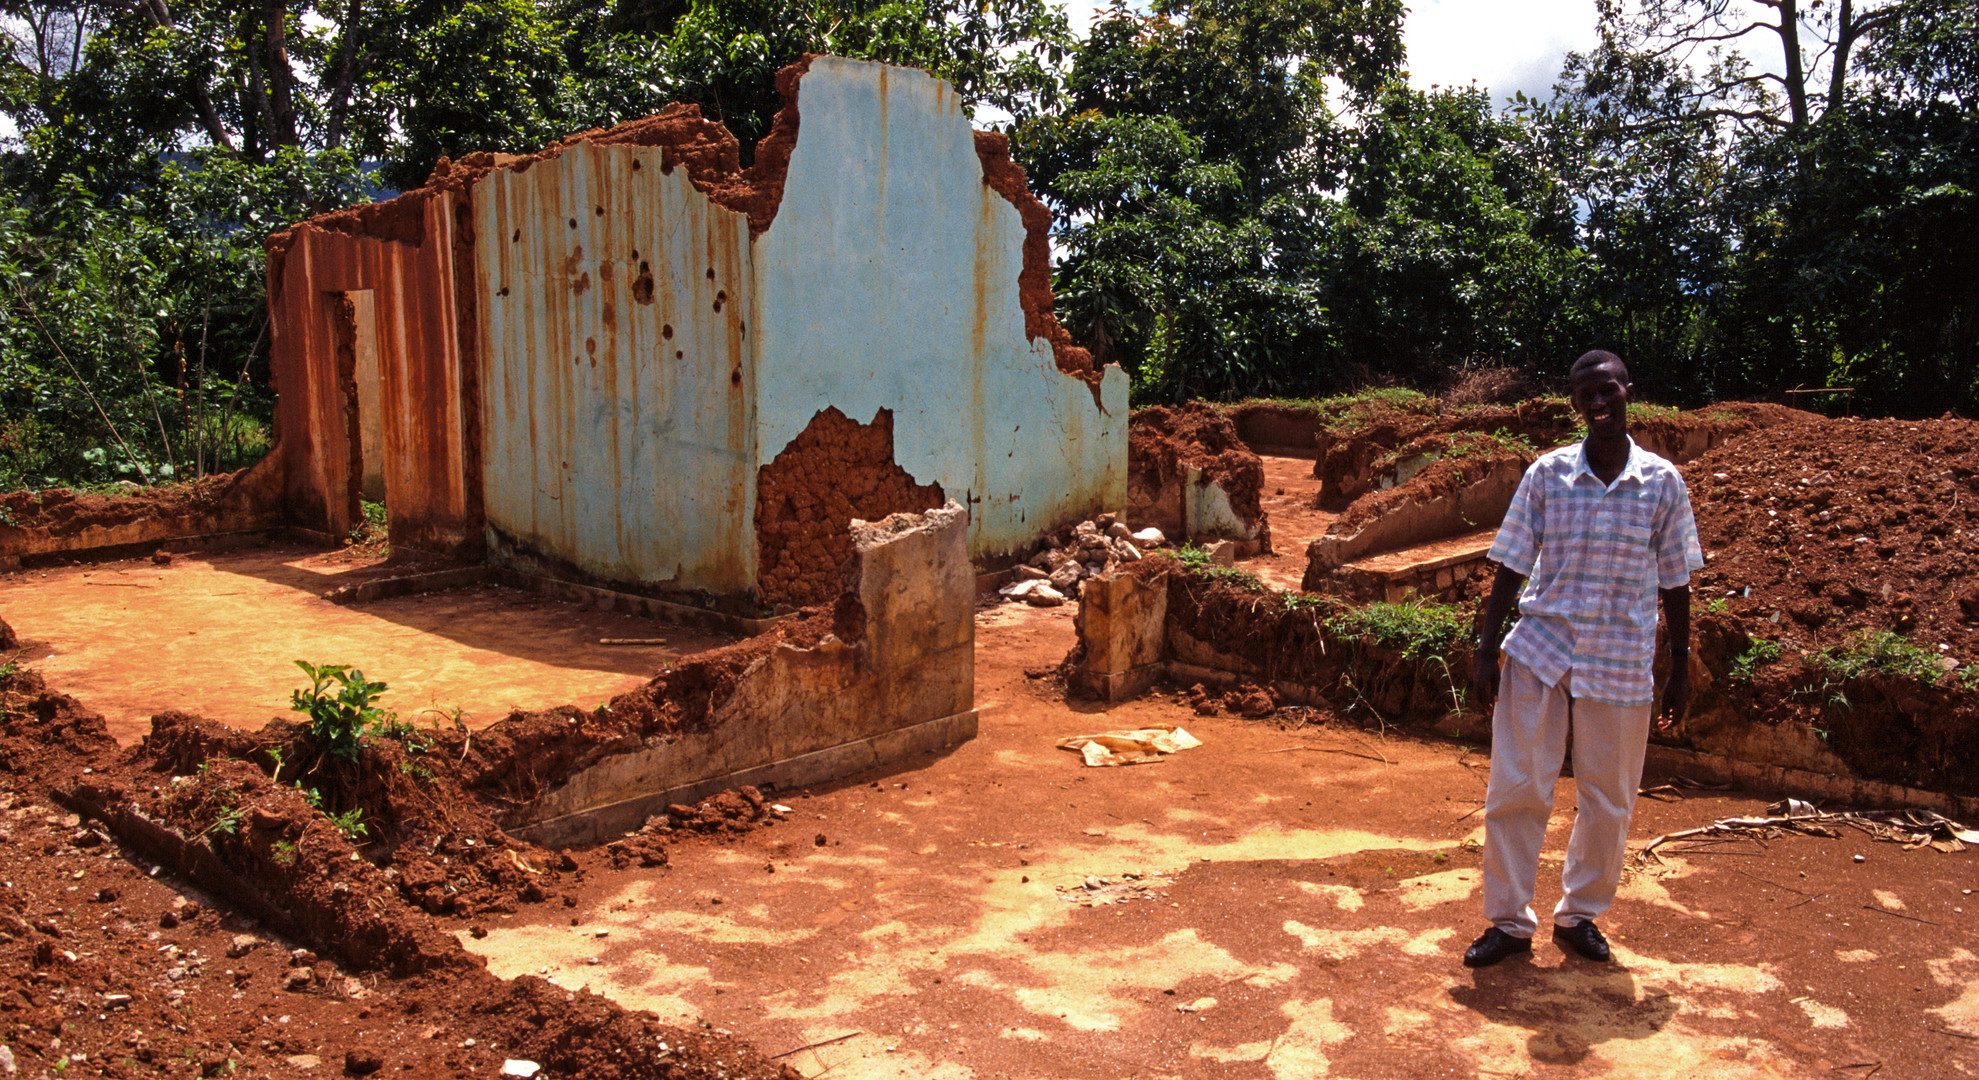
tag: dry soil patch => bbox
[0,544,736,741]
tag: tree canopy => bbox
[2,0,1975,488]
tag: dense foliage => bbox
[2,0,1974,488]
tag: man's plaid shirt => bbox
[1488,437,1705,707]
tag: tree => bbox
[1014,0,1406,402]
[1595,0,1914,132]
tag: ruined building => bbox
[263,56,1128,611]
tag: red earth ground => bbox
[456,598,1979,1080]
[1,412,1977,1078]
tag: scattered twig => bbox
[1453,805,1483,823]
[770,1031,861,1060]
[84,581,153,588]
[1730,868,1808,895]
[1830,1062,1882,1077]
[1928,1027,1979,1041]
[1860,904,1938,926]
[1784,893,1825,910]
[599,638,668,646]
[1267,745,1388,765]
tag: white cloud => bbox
[1404,0,1601,104]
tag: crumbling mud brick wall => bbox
[257,56,1126,605]
[755,408,945,607]
[264,185,473,551]
[511,502,978,846]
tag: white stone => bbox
[501,1062,542,1079]
[1025,585,1067,607]
[1131,527,1165,548]
[1049,563,1083,590]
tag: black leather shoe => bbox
[1462,927,1533,968]
[1552,920,1612,962]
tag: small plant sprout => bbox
[289,660,392,762]
[328,808,368,843]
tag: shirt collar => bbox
[1571,435,1644,490]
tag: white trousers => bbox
[1482,656,1652,938]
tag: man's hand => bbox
[1471,648,1501,714]
[1657,660,1690,732]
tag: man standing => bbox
[1462,350,1703,968]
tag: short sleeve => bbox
[1488,462,1545,576]
[1652,474,1705,588]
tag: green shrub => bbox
[1326,599,1470,662]
[289,661,391,762]
[1726,636,1783,683]
[1174,546,1268,591]
[1810,630,1945,683]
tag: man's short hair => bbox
[1570,350,1630,383]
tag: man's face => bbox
[1570,361,1632,439]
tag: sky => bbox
[1058,0,1605,107]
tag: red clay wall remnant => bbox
[972,132,1102,396]
[755,407,945,608]
[1126,403,1266,535]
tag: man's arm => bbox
[1470,564,1527,712]
[1658,584,1691,731]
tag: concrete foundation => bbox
[1303,456,1525,581]
[511,502,977,846]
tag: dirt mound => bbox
[1307,398,1820,511]
[1688,416,1979,661]
[1684,416,1979,792]
[1128,403,1266,527]
[0,468,263,539]
[0,664,800,1080]
[1314,398,1575,510]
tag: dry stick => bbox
[1860,904,1938,926]
[769,1032,861,1060]
[132,313,177,479]
[193,297,210,476]
[1784,892,1825,910]
[216,318,268,471]
[1267,745,1389,765]
[1730,867,1808,895]
[1930,1028,1979,1041]
[14,289,151,483]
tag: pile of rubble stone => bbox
[999,514,1165,607]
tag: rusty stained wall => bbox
[265,198,473,550]
[474,142,757,594]
[750,58,1130,561]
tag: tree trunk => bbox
[138,0,238,153]
[324,0,365,151]
[261,0,302,147]
[1778,0,1809,130]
